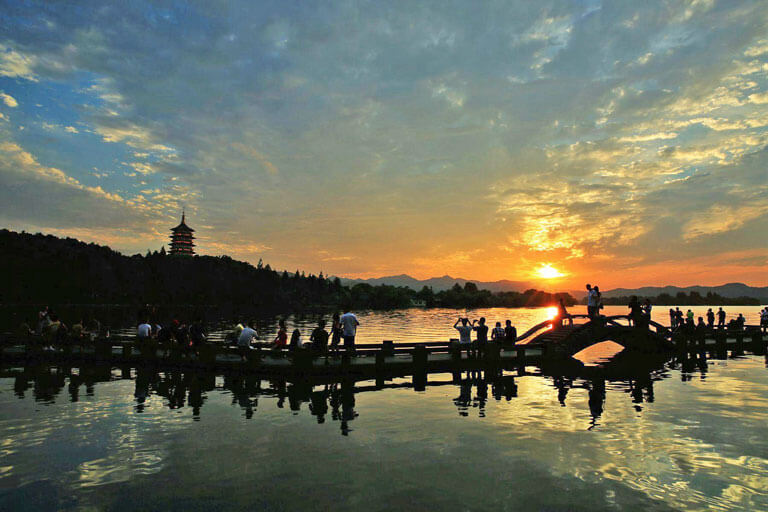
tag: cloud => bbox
[0,1,766,286]
[0,45,37,81]
[0,92,18,107]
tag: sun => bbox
[535,263,565,279]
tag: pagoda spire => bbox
[169,210,195,256]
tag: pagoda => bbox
[169,210,195,256]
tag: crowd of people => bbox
[17,306,104,350]
[666,306,759,334]
[15,300,768,360]
[232,308,360,361]
[452,317,518,358]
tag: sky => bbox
[0,0,767,290]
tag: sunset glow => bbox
[0,1,766,289]
[536,264,566,280]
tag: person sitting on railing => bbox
[273,319,288,353]
[310,319,329,355]
[696,317,707,342]
[289,329,302,351]
[238,320,259,361]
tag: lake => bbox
[1,305,768,511]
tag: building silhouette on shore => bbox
[169,211,195,256]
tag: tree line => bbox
[0,229,574,311]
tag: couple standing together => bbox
[586,284,603,318]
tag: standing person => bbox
[273,319,288,349]
[586,284,597,318]
[558,298,572,326]
[717,307,726,328]
[238,320,258,361]
[37,306,51,336]
[642,299,652,318]
[137,319,152,342]
[686,309,694,324]
[736,313,745,331]
[189,318,206,354]
[706,308,715,328]
[453,317,473,358]
[492,322,505,342]
[71,318,85,340]
[628,296,642,327]
[760,307,768,334]
[329,312,342,358]
[669,308,677,329]
[339,308,359,355]
[473,317,489,358]
[310,319,329,355]
[504,320,517,346]
[675,307,684,327]
[594,286,603,316]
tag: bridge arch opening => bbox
[572,340,625,366]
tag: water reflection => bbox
[3,353,768,511]
[1,355,681,435]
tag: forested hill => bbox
[0,229,574,310]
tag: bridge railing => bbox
[602,314,670,337]
[514,314,595,345]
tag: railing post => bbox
[515,345,526,366]
[735,331,744,356]
[750,330,764,355]
[96,340,112,360]
[715,331,727,359]
[412,345,428,392]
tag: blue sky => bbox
[0,0,766,287]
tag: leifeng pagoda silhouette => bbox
[169,210,195,256]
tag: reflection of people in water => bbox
[329,380,358,435]
[588,378,605,430]
[554,376,570,406]
[310,386,329,424]
[454,377,472,416]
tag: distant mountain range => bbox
[338,275,768,302]
[601,283,768,302]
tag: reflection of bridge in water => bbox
[6,331,752,433]
[2,356,682,433]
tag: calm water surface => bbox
[2,306,768,511]
[104,304,766,343]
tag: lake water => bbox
[101,304,765,343]
[2,306,768,511]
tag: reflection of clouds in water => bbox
[1,352,768,510]
[77,449,165,488]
